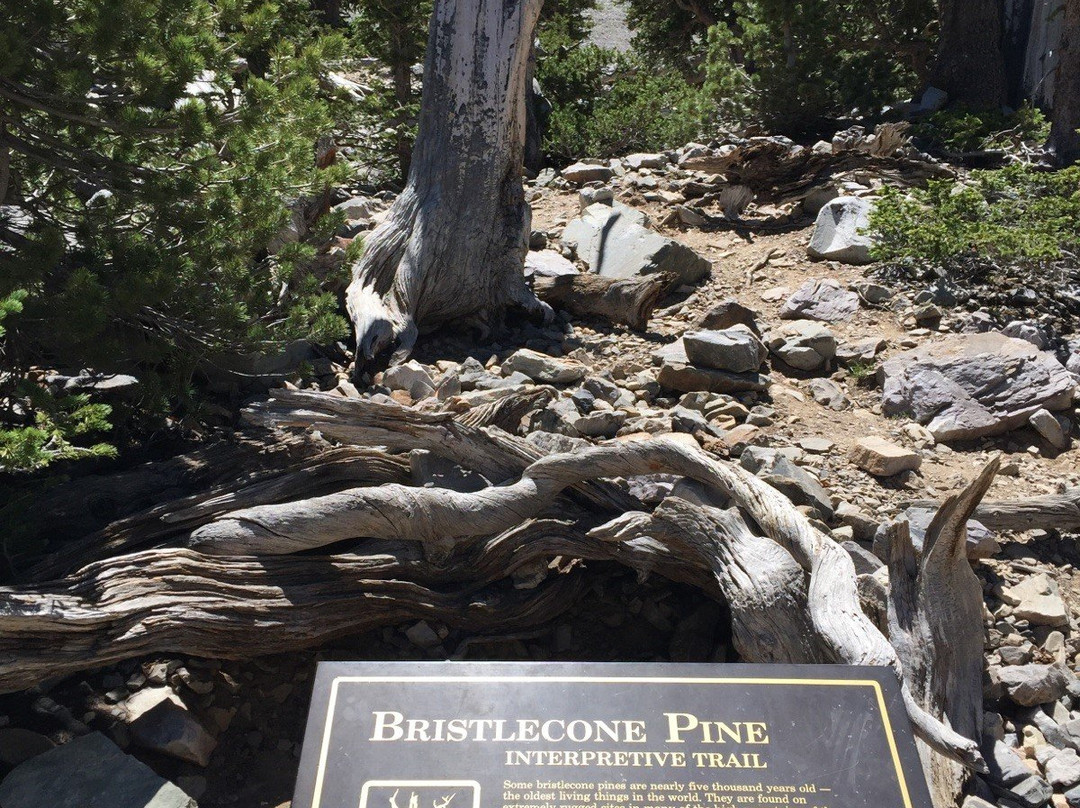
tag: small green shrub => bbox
[912,104,1051,154]
[538,44,709,162]
[0,291,116,473]
[869,164,1080,263]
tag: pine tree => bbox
[0,0,353,468]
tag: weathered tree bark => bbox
[533,272,668,330]
[1046,0,1080,163]
[886,460,998,808]
[345,0,550,371]
[590,500,825,664]
[927,0,1008,108]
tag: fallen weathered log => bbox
[913,488,1080,534]
[533,272,669,330]
[590,500,823,664]
[0,537,585,695]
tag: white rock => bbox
[807,197,874,264]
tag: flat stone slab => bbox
[0,732,196,808]
[880,333,1076,441]
[562,203,711,286]
[849,437,921,477]
[292,662,934,808]
[780,279,861,322]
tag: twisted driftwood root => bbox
[0,390,997,793]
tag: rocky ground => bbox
[2,135,1080,808]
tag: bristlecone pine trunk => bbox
[346,0,549,370]
[1047,0,1080,164]
[926,0,1007,108]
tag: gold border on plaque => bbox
[309,676,913,808]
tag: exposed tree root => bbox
[0,389,1001,796]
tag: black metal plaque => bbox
[292,663,933,808]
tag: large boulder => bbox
[0,732,196,808]
[562,202,711,286]
[880,333,1076,441]
[807,196,874,265]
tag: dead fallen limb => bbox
[912,488,1080,534]
[533,272,668,330]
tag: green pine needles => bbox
[1,0,358,470]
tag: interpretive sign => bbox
[292,662,933,808]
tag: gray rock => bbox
[740,448,833,518]
[405,620,442,649]
[798,436,835,454]
[984,738,1035,786]
[502,349,587,384]
[853,281,893,304]
[683,327,767,373]
[842,541,884,575]
[1046,748,1080,789]
[579,186,614,209]
[525,250,578,279]
[1029,408,1070,450]
[670,407,722,438]
[695,299,761,335]
[876,506,997,560]
[880,333,1076,441]
[808,378,850,410]
[837,337,886,364]
[802,185,840,215]
[1000,775,1053,808]
[918,86,949,112]
[999,664,1072,706]
[332,195,382,224]
[780,278,862,322]
[1002,320,1052,350]
[562,202,710,286]
[1068,351,1080,378]
[807,197,874,264]
[562,161,613,184]
[835,501,879,542]
[625,153,668,170]
[0,732,196,808]
[574,409,626,438]
[657,361,771,395]
[625,474,680,504]
[121,688,217,766]
[382,361,435,399]
[767,321,837,372]
[1067,785,1080,808]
